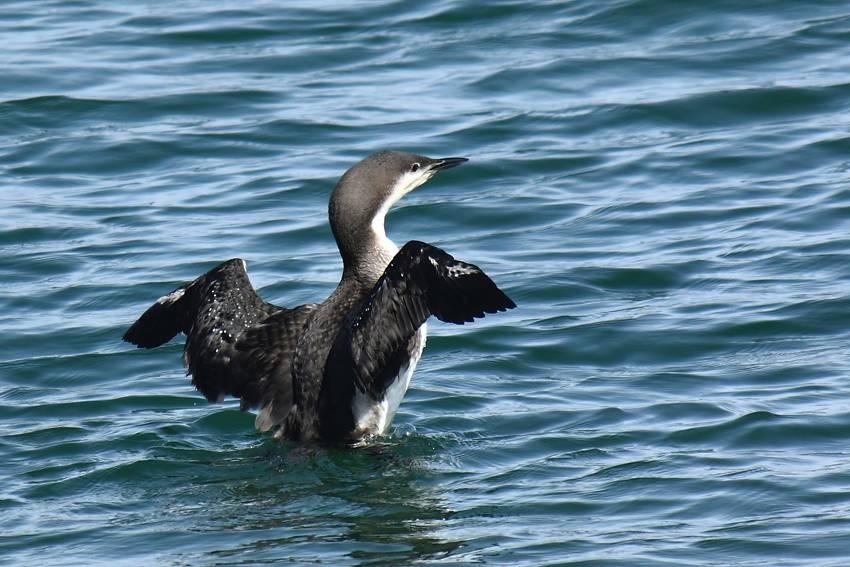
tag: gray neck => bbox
[333,222,397,285]
[328,178,399,286]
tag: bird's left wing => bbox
[321,240,515,411]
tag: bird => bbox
[123,150,515,443]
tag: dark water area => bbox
[2,1,850,565]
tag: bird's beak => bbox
[431,157,469,171]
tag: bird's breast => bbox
[351,324,427,438]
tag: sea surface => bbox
[2,1,850,565]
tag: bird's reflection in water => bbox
[200,430,464,566]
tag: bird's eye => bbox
[411,163,420,172]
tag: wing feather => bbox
[123,259,316,429]
[323,241,515,403]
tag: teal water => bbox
[3,1,850,565]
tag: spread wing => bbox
[322,240,515,405]
[123,259,317,430]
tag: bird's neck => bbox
[334,213,399,286]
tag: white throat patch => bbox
[369,168,436,240]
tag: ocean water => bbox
[2,1,850,565]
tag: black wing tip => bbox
[122,311,181,349]
[490,289,517,313]
[449,292,515,324]
[122,328,157,348]
[450,269,516,322]
[122,285,190,349]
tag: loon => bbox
[123,150,515,443]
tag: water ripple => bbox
[3,0,850,565]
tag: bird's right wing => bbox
[320,240,515,431]
[123,258,317,431]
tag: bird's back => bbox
[287,277,372,441]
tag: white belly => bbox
[352,323,426,437]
